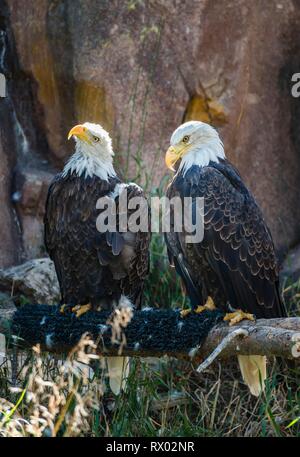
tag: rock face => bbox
[0,3,22,268]
[13,168,55,259]
[281,244,300,282]
[0,291,16,318]
[1,0,300,264]
[0,258,60,305]
[0,105,21,267]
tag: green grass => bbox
[143,232,187,310]
[0,231,299,436]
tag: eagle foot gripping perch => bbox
[180,296,216,318]
[59,303,92,318]
[223,309,255,326]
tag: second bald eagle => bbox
[44,122,150,394]
[164,121,286,396]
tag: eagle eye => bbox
[182,135,190,144]
[93,136,100,142]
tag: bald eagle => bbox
[44,122,150,394]
[164,121,286,396]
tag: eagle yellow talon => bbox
[195,305,205,314]
[72,303,92,318]
[224,309,255,326]
[205,296,216,310]
[180,308,191,318]
[195,296,216,314]
[60,304,67,314]
[71,305,81,313]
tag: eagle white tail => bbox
[238,355,267,396]
[106,296,133,395]
[107,356,130,395]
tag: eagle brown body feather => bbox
[165,159,286,318]
[44,172,150,311]
[165,159,286,396]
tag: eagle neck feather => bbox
[178,139,225,175]
[62,148,116,181]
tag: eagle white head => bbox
[63,122,116,180]
[165,121,225,174]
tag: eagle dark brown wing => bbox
[44,173,150,309]
[166,160,286,318]
[99,183,151,307]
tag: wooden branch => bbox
[200,319,300,360]
[196,328,249,372]
[0,304,299,362]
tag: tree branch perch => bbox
[0,305,299,363]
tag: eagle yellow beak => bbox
[68,124,90,143]
[165,144,189,171]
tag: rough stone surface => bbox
[281,244,300,282]
[1,0,300,262]
[0,292,16,312]
[0,292,17,341]
[13,168,55,259]
[0,115,20,268]
[0,258,60,305]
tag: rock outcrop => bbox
[281,244,300,283]
[1,0,300,263]
[13,168,55,259]
[0,258,60,305]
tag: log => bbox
[0,304,299,362]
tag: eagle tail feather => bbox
[107,356,130,395]
[174,255,202,307]
[238,355,266,397]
